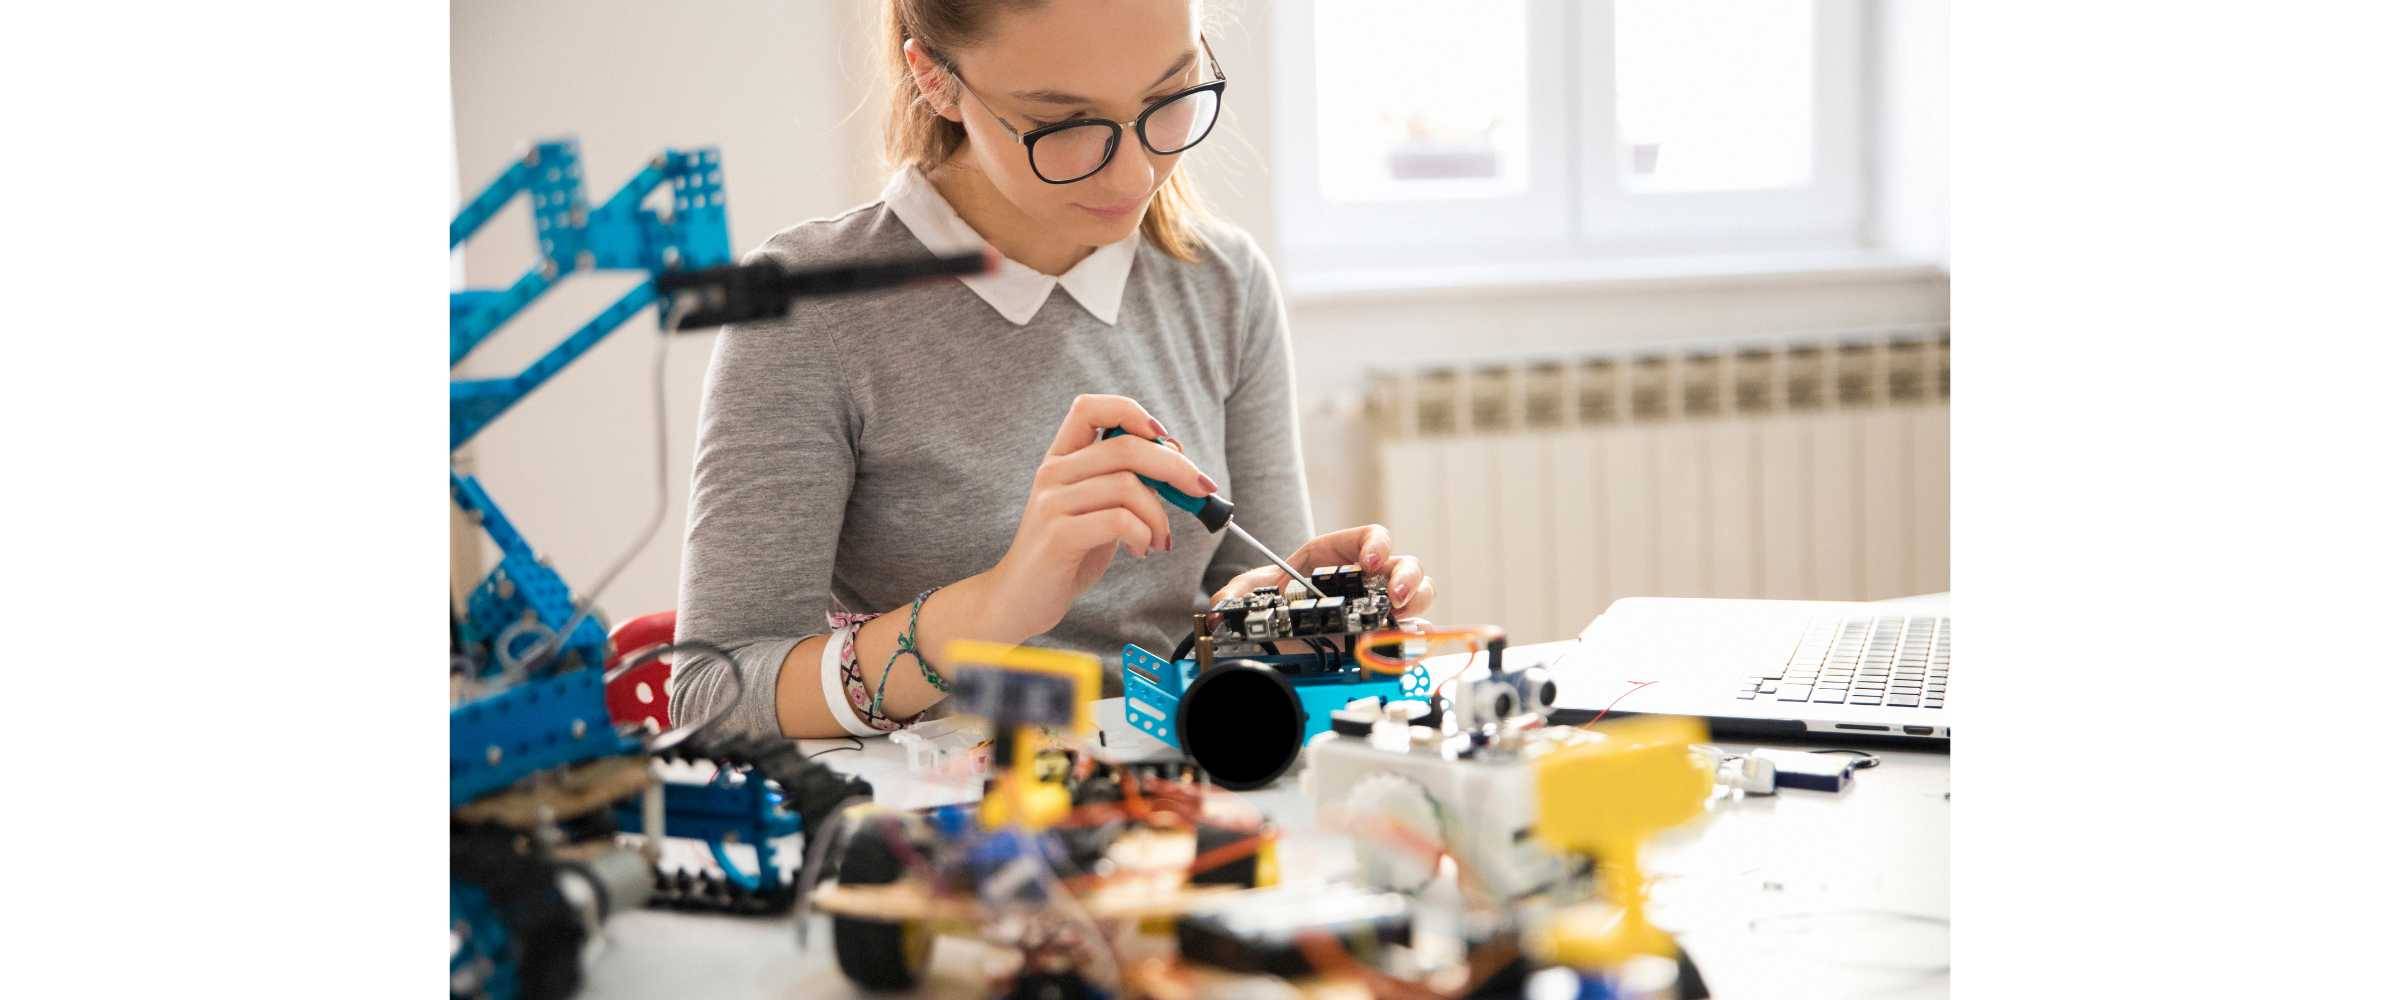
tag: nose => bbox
[1094,132,1158,199]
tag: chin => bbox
[1056,201,1149,247]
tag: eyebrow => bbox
[1009,49,1197,107]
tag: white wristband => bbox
[819,623,885,739]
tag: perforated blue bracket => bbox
[450,666,640,807]
[452,472,608,676]
[450,280,659,449]
[449,141,733,448]
[1122,645,1189,749]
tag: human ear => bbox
[901,38,962,123]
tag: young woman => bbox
[672,0,1434,741]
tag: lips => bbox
[1074,200,1142,219]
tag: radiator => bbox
[1366,331,1949,644]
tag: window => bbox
[1274,0,1868,273]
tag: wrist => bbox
[946,569,1045,646]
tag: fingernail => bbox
[1393,581,1411,600]
[1199,474,1220,494]
[1165,533,1175,552]
[1147,418,1167,438]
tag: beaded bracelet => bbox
[868,587,945,720]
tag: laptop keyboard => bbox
[1737,616,1949,709]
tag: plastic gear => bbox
[1341,773,1444,894]
[1400,664,1433,698]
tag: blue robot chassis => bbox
[1121,566,1434,789]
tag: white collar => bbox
[880,168,1138,327]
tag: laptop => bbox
[1542,597,1951,745]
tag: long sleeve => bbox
[668,300,856,742]
[1203,235,1316,595]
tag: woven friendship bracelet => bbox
[868,587,944,719]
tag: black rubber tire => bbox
[1175,659,1306,791]
[828,814,930,992]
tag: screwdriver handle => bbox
[1101,428,1234,531]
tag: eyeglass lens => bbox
[1030,87,1222,182]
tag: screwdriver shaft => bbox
[1225,520,1330,599]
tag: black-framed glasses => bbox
[947,37,1228,184]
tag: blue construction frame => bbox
[450,138,731,448]
[1121,644,1434,751]
[451,665,644,808]
[612,766,802,894]
[449,138,732,679]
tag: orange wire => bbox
[1119,769,1154,822]
[1354,624,1504,674]
[1186,834,1264,878]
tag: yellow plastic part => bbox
[945,641,1101,832]
[1254,832,1281,887]
[943,640,1100,734]
[1529,715,1711,971]
[899,918,933,973]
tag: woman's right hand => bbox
[984,394,1218,636]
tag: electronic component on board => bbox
[1203,570,1396,650]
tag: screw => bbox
[486,745,503,765]
[571,719,587,739]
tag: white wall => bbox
[451,0,867,620]
[1872,0,1950,263]
[451,0,1947,619]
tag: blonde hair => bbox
[881,0,1210,262]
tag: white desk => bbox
[586,617,1950,998]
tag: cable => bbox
[1307,636,1339,672]
[1809,748,1881,769]
[1355,625,1503,677]
[507,293,688,679]
[807,738,865,760]
[1582,679,1659,728]
[610,639,743,755]
[790,792,877,947]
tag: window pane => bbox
[1615,0,1814,193]
[1315,0,1530,202]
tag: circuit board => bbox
[1206,565,1395,648]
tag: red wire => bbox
[1583,679,1658,728]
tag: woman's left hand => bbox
[1210,523,1434,619]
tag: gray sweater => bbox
[670,202,1312,741]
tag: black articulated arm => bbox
[659,250,994,330]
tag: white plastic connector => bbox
[1717,754,1778,795]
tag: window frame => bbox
[1271,0,1578,266]
[1272,0,1872,272]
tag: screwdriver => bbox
[1102,428,1330,599]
